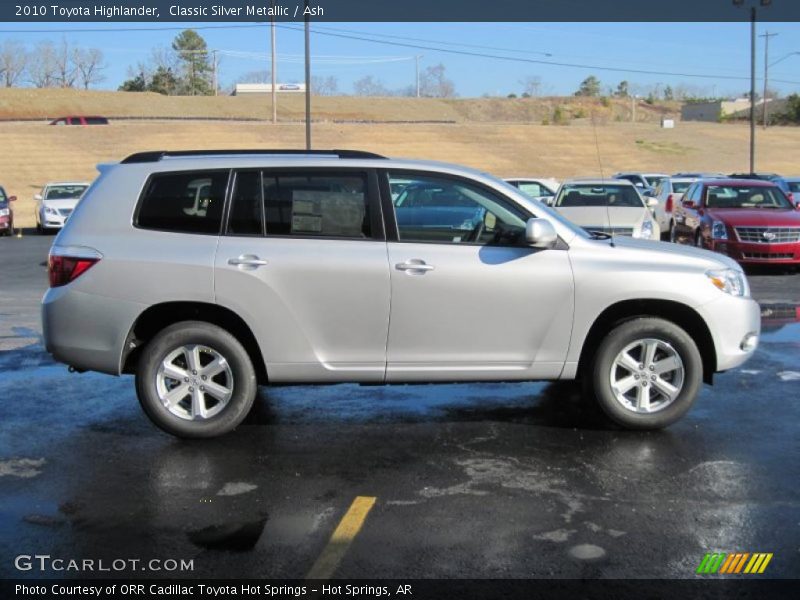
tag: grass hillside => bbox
[1,89,798,228]
[0,88,677,123]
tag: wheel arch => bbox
[577,299,717,384]
[121,301,269,384]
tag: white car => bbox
[35,182,91,233]
[504,177,559,204]
[551,178,660,240]
[652,177,698,239]
[612,172,669,195]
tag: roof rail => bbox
[120,149,386,164]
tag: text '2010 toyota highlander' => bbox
[42,150,760,438]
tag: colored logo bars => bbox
[696,552,773,575]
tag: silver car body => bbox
[42,155,759,388]
[652,177,698,232]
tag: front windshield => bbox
[555,184,644,208]
[706,185,792,209]
[45,185,88,200]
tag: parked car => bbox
[0,186,16,236]
[43,149,759,437]
[652,177,698,240]
[504,177,559,204]
[35,182,91,233]
[551,179,660,240]
[612,172,669,196]
[783,177,800,202]
[672,172,725,178]
[50,116,109,126]
[671,178,800,265]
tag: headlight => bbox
[0,208,9,217]
[45,206,59,215]
[706,268,749,297]
[635,219,655,239]
[711,220,728,240]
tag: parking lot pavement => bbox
[0,235,798,579]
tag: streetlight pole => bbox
[760,31,778,128]
[271,0,277,124]
[734,0,772,174]
[415,55,423,98]
[304,0,311,150]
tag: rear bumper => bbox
[695,294,761,372]
[42,286,145,375]
[709,240,800,264]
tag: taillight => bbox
[665,194,674,213]
[48,249,101,287]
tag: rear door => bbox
[214,168,390,383]
[381,170,574,382]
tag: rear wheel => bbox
[135,321,257,438]
[694,230,704,248]
[589,317,703,429]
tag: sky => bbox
[0,21,799,97]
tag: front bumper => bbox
[709,239,800,264]
[695,293,761,372]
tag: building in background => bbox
[681,97,781,122]
[231,83,306,96]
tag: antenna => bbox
[590,107,614,246]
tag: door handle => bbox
[395,259,434,273]
[228,254,268,268]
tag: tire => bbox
[588,317,703,430]
[135,321,258,438]
[668,221,678,244]
[694,230,704,248]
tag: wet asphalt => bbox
[0,234,798,580]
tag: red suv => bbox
[671,179,800,265]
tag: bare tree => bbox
[419,63,456,98]
[28,41,59,88]
[353,75,389,96]
[72,47,106,89]
[240,69,271,84]
[311,75,338,96]
[54,38,78,88]
[0,40,27,87]
[519,75,541,97]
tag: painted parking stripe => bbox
[306,496,377,580]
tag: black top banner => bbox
[2,0,800,23]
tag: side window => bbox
[263,173,371,238]
[227,171,263,236]
[389,172,528,246]
[518,182,545,197]
[137,171,228,234]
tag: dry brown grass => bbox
[3,108,800,228]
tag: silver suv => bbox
[42,150,760,438]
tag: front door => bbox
[382,171,574,382]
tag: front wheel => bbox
[135,321,257,438]
[589,317,703,429]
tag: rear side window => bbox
[263,173,371,238]
[84,117,108,125]
[137,171,229,234]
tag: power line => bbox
[275,23,800,86]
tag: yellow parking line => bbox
[306,496,377,580]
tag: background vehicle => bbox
[551,178,660,239]
[34,182,90,233]
[672,171,725,179]
[783,177,800,203]
[43,150,759,438]
[612,172,668,196]
[0,186,16,236]
[49,116,109,126]
[504,177,559,204]
[652,177,698,240]
[671,178,800,264]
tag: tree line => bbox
[0,39,106,89]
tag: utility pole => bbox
[271,0,277,124]
[304,0,311,150]
[415,55,423,98]
[760,31,778,128]
[631,96,636,123]
[212,50,218,96]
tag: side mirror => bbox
[795,200,800,210]
[8,195,16,202]
[646,197,658,208]
[525,218,558,249]
[34,194,42,201]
